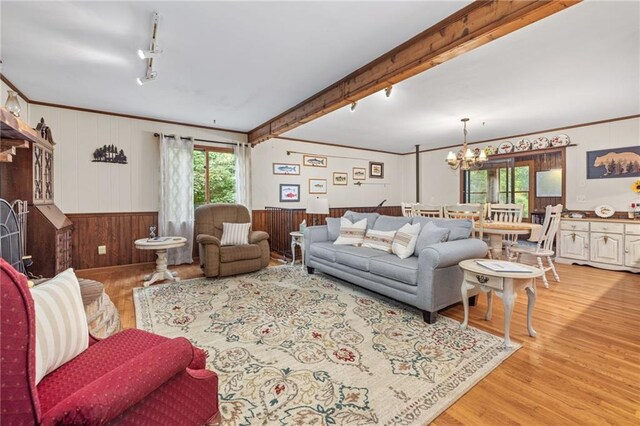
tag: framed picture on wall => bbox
[279,184,300,202]
[308,178,327,194]
[303,155,327,167]
[272,163,300,175]
[333,172,348,185]
[586,146,640,179]
[353,167,366,180]
[369,162,384,178]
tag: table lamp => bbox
[307,197,330,225]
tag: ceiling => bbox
[0,1,469,133]
[285,1,640,152]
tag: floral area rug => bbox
[134,266,519,425]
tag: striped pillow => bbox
[333,217,367,246]
[392,222,421,259]
[31,269,89,385]
[220,222,251,246]
[362,229,396,253]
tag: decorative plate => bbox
[550,134,571,147]
[532,137,550,150]
[484,145,495,156]
[497,141,513,154]
[595,204,615,218]
[514,139,531,152]
[473,147,481,157]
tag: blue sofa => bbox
[304,211,488,323]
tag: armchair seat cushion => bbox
[220,244,262,263]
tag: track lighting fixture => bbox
[136,71,157,86]
[350,101,357,112]
[136,11,162,85]
[137,48,163,60]
[384,85,393,98]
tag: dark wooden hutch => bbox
[0,107,72,276]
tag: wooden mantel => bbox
[248,0,581,145]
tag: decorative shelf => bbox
[0,107,53,150]
[485,144,576,160]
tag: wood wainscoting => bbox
[67,212,158,270]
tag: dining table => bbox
[476,221,543,259]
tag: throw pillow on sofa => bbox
[362,229,396,253]
[31,268,89,384]
[334,217,367,246]
[325,217,341,241]
[220,222,251,245]
[414,222,450,256]
[343,211,379,230]
[392,222,421,259]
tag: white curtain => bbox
[159,134,194,265]
[234,142,252,211]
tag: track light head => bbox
[136,71,157,85]
[384,85,393,98]
[137,48,163,60]
[350,101,357,112]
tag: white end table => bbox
[134,237,187,286]
[290,231,305,268]
[459,259,544,347]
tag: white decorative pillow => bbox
[392,222,422,259]
[31,269,89,385]
[333,217,367,246]
[362,229,396,253]
[220,222,251,246]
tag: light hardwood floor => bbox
[77,262,640,425]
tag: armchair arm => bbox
[43,337,195,425]
[250,230,269,244]
[419,239,488,270]
[196,234,221,246]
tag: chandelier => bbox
[445,118,487,170]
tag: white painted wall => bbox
[28,104,246,213]
[251,138,402,210]
[401,117,640,212]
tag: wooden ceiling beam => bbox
[249,0,581,145]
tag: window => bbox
[193,146,235,207]
[498,164,532,217]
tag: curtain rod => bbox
[153,133,249,147]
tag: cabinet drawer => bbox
[561,220,589,232]
[590,222,624,234]
[464,271,503,291]
[625,223,640,235]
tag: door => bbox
[625,234,640,268]
[590,232,623,265]
[559,230,589,260]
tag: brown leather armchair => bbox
[195,204,270,277]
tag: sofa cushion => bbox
[412,217,472,241]
[369,254,419,286]
[392,222,421,259]
[220,245,261,262]
[334,246,387,272]
[334,217,367,246]
[414,222,450,256]
[343,211,379,230]
[309,241,339,262]
[325,217,341,241]
[372,215,412,232]
[362,229,396,253]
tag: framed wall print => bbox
[369,162,384,178]
[308,178,327,194]
[586,146,640,179]
[279,184,300,202]
[353,167,366,180]
[333,172,348,185]
[303,155,327,167]
[272,163,300,175]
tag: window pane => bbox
[499,168,507,192]
[469,170,488,193]
[193,150,206,207]
[469,193,487,204]
[515,192,529,217]
[499,192,508,203]
[208,152,236,203]
[515,166,529,192]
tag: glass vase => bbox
[4,90,21,117]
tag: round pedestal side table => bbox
[290,231,305,268]
[134,237,187,287]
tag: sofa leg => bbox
[306,266,315,274]
[469,295,478,306]
[422,310,437,324]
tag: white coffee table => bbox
[134,237,187,286]
[459,259,544,347]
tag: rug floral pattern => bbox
[134,266,518,425]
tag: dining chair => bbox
[413,204,443,218]
[444,204,485,240]
[488,203,524,246]
[507,204,563,288]
[401,202,415,217]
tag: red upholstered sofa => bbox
[0,259,220,425]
